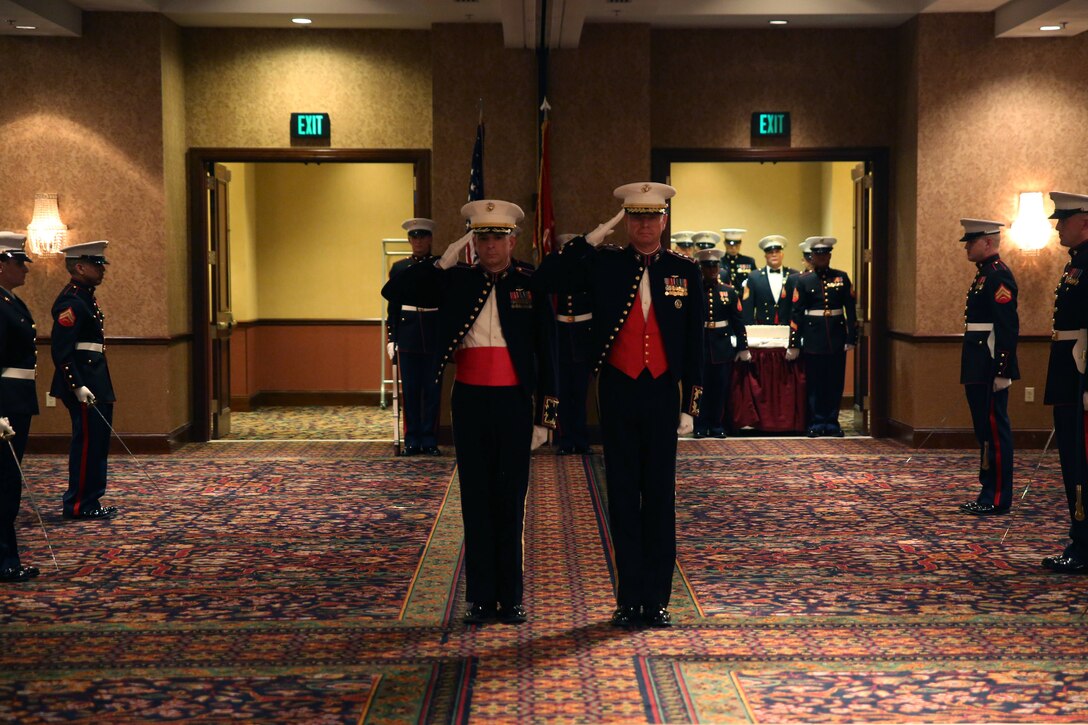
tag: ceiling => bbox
[2,0,1086,45]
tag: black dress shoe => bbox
[0,565,40,582]
[643,606,672,627]
[806,426,821,438]
[423,446,441,456]
[401,446,421,457]
[1042,554,1088,574]
[463,603,497,624]
[574,445,594,455]
[498,604,527,624]
[960,501,1010,516]
[63,506,117,520]
[692,430,707,439]
[829,427,845,438]
[711,429,728,439]
[557,446,575,455]
[610,605,640,627]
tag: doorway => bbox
[188,148,431,442]
[652,147,889,436]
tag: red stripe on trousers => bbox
[989,398,1003,507]
[75,403,90,515]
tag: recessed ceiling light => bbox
[769,20,788,26]
[291,18,312,25]
[1040,23,1063,31]
[15,25,36,30]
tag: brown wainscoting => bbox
[26,422,193,455]
[232,391,383,409]
[887,418,1053,449]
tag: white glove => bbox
[0,417,14,440]
[845,344,856,352]
[993,377,1012,392]
[585,208,626,246]
[1082,391,1087,412]
[438,230,474,269]
[387,342,396,361]
[785,348,800,361]
[531,425,549,451]
[735,350,752,363]
[75,386,96,405]
[677,412,694,435]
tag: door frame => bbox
[187,147,432,442]
[650,146,890,437]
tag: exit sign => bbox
[290,113,331,144]
[751,112,790,140]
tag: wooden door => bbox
[207,163,233,438]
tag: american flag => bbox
[533,105,555,264]
[465,113,485,263]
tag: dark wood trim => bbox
[189,147,432,442]
[234,319,382,328]
[888,330,1054,343]
[27,422,192,455]
[651,146,891,437]
[888,418,1053,449]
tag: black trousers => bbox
[804,351,846,430]
[1053,404,1088,558]
[696,360,733,435]
[398,351,442,449]
[964,384,1013,508]
[62,399,112,516]
[557,359,592,449]
[0,414,31,570]
[451,382,532,607]
[599,366,678,609]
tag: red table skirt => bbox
[730,347,807,432]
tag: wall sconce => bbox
[1009,191,1052,254]
[26,193,68,255]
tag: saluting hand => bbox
[677,413,694,436]
[530,425,549,451]
[438,230,474,269]
[0,417,15,440]
[585,208,625,246]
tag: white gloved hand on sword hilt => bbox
[438,230,474,270]
[0,417,15,440]
[387,342,396,361]
[585,208,626,247]
[75,386,96,406]
[677,413,694,436]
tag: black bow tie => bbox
[768,269,782,274]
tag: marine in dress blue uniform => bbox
[743,235,798,325]
[382,200,558,623]
[553,234,594,455]
[51,241,117,520]
[0,233,41,582]
[1041,192,1088,574]
[957,219,1019,516]
[721,228,757,289]
[671,231,696,259]
[788,237,858,437]
[694,249,748,439]
[387,218,442,456]
[536,182,704,628]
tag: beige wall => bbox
[225,162,259,322]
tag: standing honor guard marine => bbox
[0,232,40,582]
[743,235,797,325]
[721,228,757,289]
[386,218,442,456]
[788,236,858,437]
[1041,191,1088,573]
[553,233,594,455]
[671,231,696,258]
[381,200,557,624]
[958,219,1019,516]
[52,240,118,520]
[694,248,749,439]
[537,182,704,628]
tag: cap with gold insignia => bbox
[401,218,436,236]
[557,233,577,248]
[695,248,725,266]
[959,218,1003,242]
[808,236,837,252]
[0,231,31,262]
[720,228,747,246]
[758,235,788,252]
[671,230,695,249]
[61,240,109,264]
[613,182,676,215]
[461,200,525,234]
[692,231,722,250]
[1048,191,1088,220]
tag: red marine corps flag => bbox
[534,98,555,265]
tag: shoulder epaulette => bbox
[599,243,623,252]
[666,249,696,264]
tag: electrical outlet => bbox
[45,393,56,408]
[1024,387,1035,403]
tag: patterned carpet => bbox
[3,435,1088,722]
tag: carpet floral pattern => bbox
[2,434,1088,722]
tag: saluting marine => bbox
[52,240,118,521]
[0,232,40,582]
[743,235,797,325]
[721,228,757,289]
[788,236,858,437]
[1041,192,1088,574]
[694,248,749,439]
[386,218,442,456]
[957,219,1019,516]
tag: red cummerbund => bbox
[455,346,521,386]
